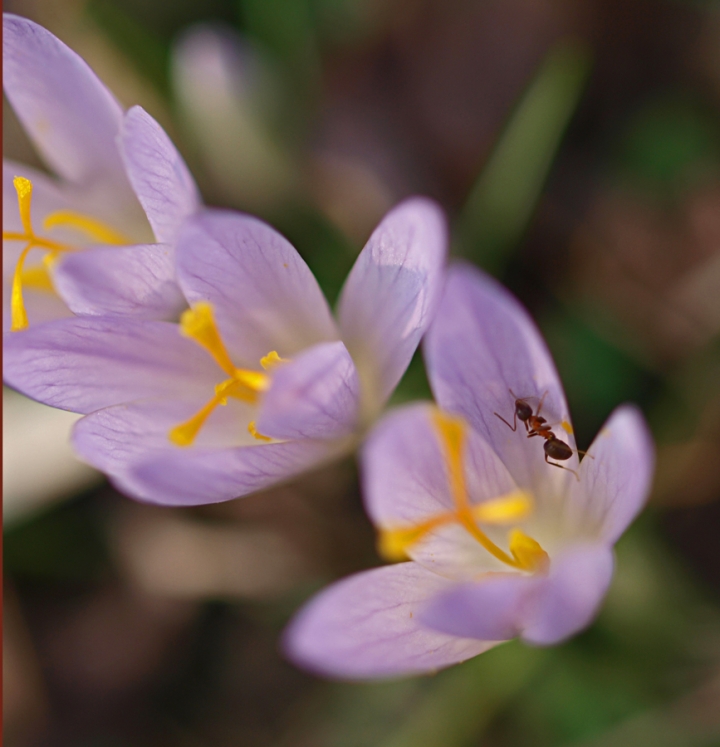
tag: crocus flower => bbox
[3,14,200,331]
[284,264,654,680]
[4,198,447,506]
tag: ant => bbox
[494,389,591,481]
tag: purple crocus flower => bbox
[284,264,654,680]
[4,199,447,506]
[3,14,200,331]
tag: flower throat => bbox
[378,410,549,574]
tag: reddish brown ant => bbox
[494,390,591,480]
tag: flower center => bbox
[377,409,549,573]
[3,176,131,331]
[168,302,287,446]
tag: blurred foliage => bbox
[4,485,114,582]
[615,97,720,197]
[458,40,592,275]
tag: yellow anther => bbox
[561,420,574,436]
[43,210,131,245]
[509,529,550,573]
[179,302,237,377]
[260,350,288,370]
[13,176,34,235]
[472,490,533,524]
[248,421,272,442]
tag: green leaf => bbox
[458,40,591,274]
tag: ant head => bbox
[515,399,533,421]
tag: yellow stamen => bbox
[10,243,34,331]
[169,379,247,446]
[43,210,131,245]
[248,421,272,442]
[169,395,225,446]
[14,176,34,235]
[472,490,532,523]
[377,490,533,562]
[429,409,547,572]
[509,529,549,573]
[178,303,237,377]
[260,350,288,370]
[561,420,574,436]
[378,514,453,561]
[169,308,277,446]
[4,176,129,332]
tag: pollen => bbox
[561,420,574,436]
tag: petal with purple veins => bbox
[256,341,360,441]
[176,209,338,366]
[120,106,201,244]
[53,243,186,320]
[3,15,129,188]
[283,562,495,680]
[121,436,339,506]
[521,543,614,645]
[418,572,536,641]
[424,263,574,492]
[337,198,448,411]
[3,317,217,413]
[71,396,258,476]
[568,405,655,544]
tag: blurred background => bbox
[4,0,720,745]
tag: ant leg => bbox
[535,390,549,417]
[494,411,517,431]
[545,454,580,481]
[566,446,595,460]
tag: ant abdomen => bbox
[544,437,573,461]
